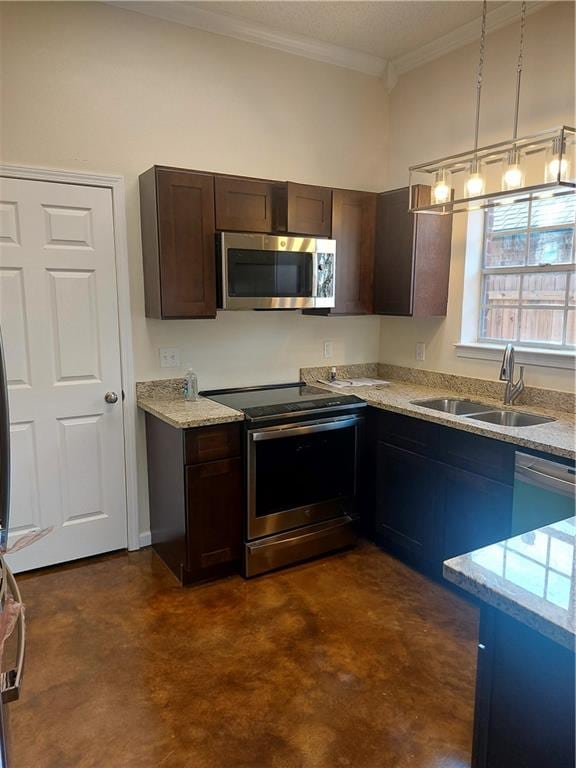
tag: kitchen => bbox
[0,1,574,767]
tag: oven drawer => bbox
[245,516,356,577]
[184,423,241,466]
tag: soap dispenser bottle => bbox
[183,368,199,401]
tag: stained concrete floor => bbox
[10,542,478,768]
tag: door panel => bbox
[332,190,376,314]
[442,465,513,561]
[0,177,127,572]
[156,169,216,318]
[375,441,439,564]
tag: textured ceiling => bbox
[191,1,509,60]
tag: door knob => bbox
[104,391,119,404]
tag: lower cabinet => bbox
[145,414,244,585]
[441,465,513,561]
[375,442,439,567]
[371,410,517,573]
[185,458,243,577]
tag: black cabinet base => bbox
[473,606,575,768]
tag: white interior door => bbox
[0,176,127,572]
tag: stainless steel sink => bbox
[410,398,497,415]
[465,410,556,427]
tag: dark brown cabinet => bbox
[375,441,439,566]
[473,607,575,768]
[140,166,216,319]
[214,175,278,233]
[371,410,515,572]
[186,457,242,574]
[286,182,332,237]
[331,189,377,314]
[145,414,243,585]
[374,186,452,316]
[441,466,513,561]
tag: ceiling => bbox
[192,1,506,61]
[111,1,547,80]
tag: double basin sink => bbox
[410,398,555,427]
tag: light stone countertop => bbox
[310,379,575,460]
[137,379,244,429]
[443,517,576,651]
[136,370,574,460]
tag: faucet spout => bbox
[499,344,525,405]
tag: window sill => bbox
[455,343,575,370]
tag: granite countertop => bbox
[136,368,574,460]
[443,518,576,651]
[137,379,244,429]
[304,375,575,461]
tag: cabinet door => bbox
[441,465,513,561]
[332,189,376,314]
[375,441,439,564]
[374,186,452,317]
[286,182,332,237]
[185,458,243,577]
[215,176,275,233]
[155,168,216,318]
[373,187,415,315]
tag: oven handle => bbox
[250,415,362,442]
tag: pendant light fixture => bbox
[410,2,575,215]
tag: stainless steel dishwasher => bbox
[512,452,576,536]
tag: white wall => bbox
[381,1,575,391]
[0,1,387,533]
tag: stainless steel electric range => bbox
[202,383,367,577]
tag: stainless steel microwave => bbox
[217,233,336,310]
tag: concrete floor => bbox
[10,542,478,768]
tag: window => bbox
[479,195,576,349]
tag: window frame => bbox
[477,196,576,351]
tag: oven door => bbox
[220,233,333,310]
[247,414,363,540]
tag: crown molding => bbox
[392,1,549,77]
[108,1,550,87]
[109,2,388,78]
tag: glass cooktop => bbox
[201,382,364,420]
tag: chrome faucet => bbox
[499,343,525,405]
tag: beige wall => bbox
[381,1,575,391]
[0,1,387,533]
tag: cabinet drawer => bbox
[443,429,515,484]
[184,423,241,465]
[377,410,440,456]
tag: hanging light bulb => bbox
[545,135,570,182]
[502,148,524,191]
[465,158,485,196]
[432,170,451,205]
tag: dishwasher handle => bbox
[515,452,576,495]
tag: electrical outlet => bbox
[415,342,426,362]
[323,340,334,359]
[159,347,181,368]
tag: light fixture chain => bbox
[512,0,527,141]
[473,0,488,152]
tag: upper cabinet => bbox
[214,176,279,233]
[139,167,453,320]
[285,182,332,237]
[373,186,453,317]
[140,166,216,319]
[331,190,377,315]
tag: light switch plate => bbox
[159,347,181,368]
[323,340,334,359]
[415,342,426,362]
